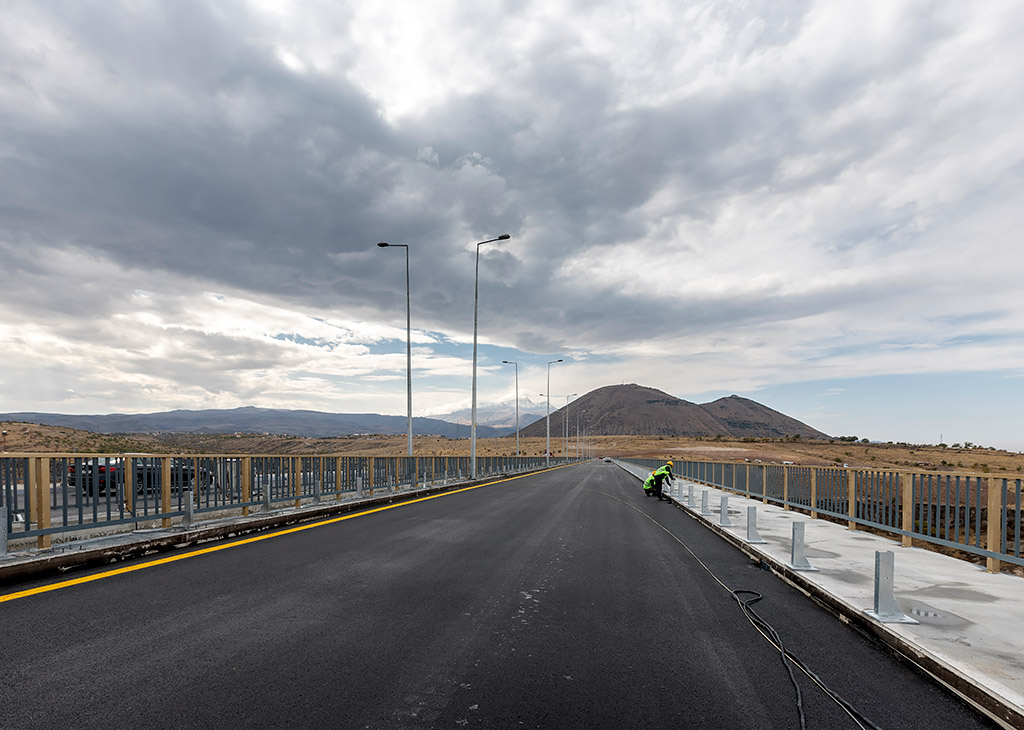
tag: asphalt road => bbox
[0,462,999,729]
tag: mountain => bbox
[698,395,827,439]
[0,407,507,439]
[0,386,827,441]
[515,384,828,439]
[431,397,547,429]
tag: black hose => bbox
[732,589,807,730]
[731,589,885,730]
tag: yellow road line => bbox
[1,463,578,605]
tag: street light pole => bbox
[502,360,519,458]
[545,358,563,466]
[376,242,413,457]
[471,234,511,478]
[562,394,576,458]
[576,410,585,459]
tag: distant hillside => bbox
[515,384,828,439]
[0,406,507,439]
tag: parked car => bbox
[67,458,215,496]
[65,457,120,495]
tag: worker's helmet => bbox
[667,460,674,466]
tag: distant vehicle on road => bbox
[67,458,215,496]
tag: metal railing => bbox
[1,453,574,549]
[623,458,1024,572]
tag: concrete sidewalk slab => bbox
[663,477,1024,729]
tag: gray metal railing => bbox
[622,458,1024,570]
[1,453,575,547]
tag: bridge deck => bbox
[0,462,1005,729]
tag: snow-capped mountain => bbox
[432,397,547,431]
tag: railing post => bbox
[28,457,38,528]
[0,504,7,557]
[262,469,272,513]
[368,456,375,496]
[183,488,194,528]
[35,458,51,549]
[745,463,750,496]
[788,522,817,571]
[292,457,301,508]
[901,472,913,547]
[192,457,200,510]
[336,457,343,500]
[810,469,818,519]
[745,506,767,544]
[864,551,917,624]
[242,456,252,516]
[762,466,767,504]
[161,457,172,528]
[847,469,857,531]
[987,477,1002,574]
[783,466,790,511]
[124,456,134,514]
[719,495,734,527]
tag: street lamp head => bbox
[497,234,511,240]
[556,358,564,363]
[377,242,389,247]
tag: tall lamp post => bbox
[562,394,577,457]
[376,242,413,456]
[502,360,519,458]
[471,234,511,478]
[545,358,563,465]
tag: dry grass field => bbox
[3,420,1022,477]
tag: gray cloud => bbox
[1,0,1023,432]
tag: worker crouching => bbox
[643,461,674,501]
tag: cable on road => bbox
[595,489,884,730]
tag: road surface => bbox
[0,462,998,729]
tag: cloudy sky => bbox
[2,0,1022,449]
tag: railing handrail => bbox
[621,457,1023,573]
[1,453,582,549]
